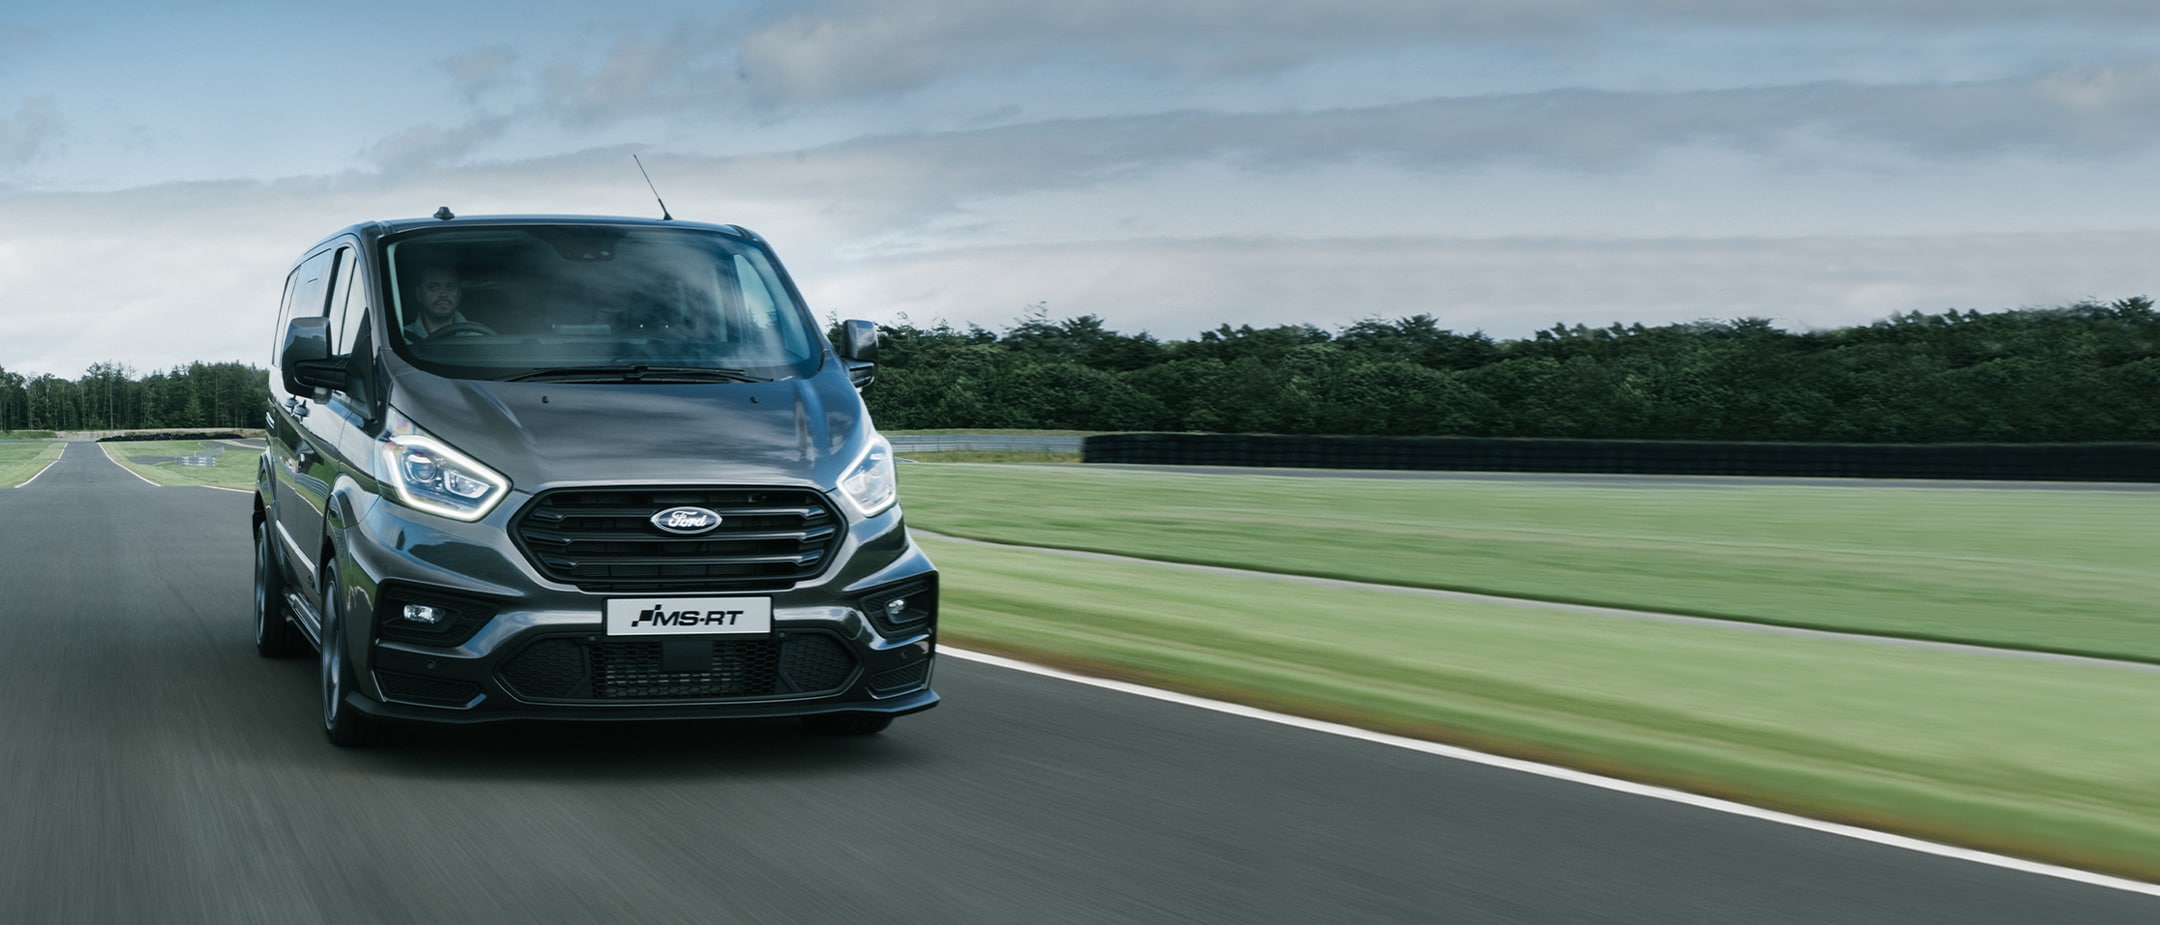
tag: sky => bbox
[6,1,2160,376]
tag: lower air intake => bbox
[497,632,858,702]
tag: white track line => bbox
[941,646,2160,900]
[97,443,162,487]
[199,485,251,494]
[12,443,66,488]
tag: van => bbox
[254,212,937,745]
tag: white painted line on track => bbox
[199,486,251,494]
[941,646,2160,900]
[98,443,163,487]
[12,443,65,488]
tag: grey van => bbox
[254,212,937,746]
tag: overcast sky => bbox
[5,1,2160,376]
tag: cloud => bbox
[444,45,519,101]
[537,30,736,126]
[423,39,2160,191]
[725,0,2160,106]
[361,116,514,172]
[805,232,2160,341]
[0,96,63,170]
[673,67,2160,222]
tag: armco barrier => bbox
[1080,434,2160,483]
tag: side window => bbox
[290,249,336,326]
[330,247,370,354]
[272,269,301,363]
[273,248,335,369]
[324,248,352,353]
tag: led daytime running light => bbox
[838,438,897,518]
[378,430,508,522]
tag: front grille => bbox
[513,487,842,592]
[375,671,483,708]
[496,632,859,702]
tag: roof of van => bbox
[296,214,768,259]
[370,213,753,236]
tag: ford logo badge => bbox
[651,506,723,535]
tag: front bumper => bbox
[332,485,940,726]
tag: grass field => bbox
[922,534,2160,878]
[0,442,64,487]
[898,451,1082,464]
[896,464,2160,662]
[100,439,258,490]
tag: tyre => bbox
[320,564,376,747]
[254,521,305,658]
[802,713,893,736]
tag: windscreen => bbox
[385,225,821,381]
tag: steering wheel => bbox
[429,321,497,338]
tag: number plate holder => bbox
[605,597,773,636]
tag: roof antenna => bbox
[633,155,673,221]
[433,205,455,220]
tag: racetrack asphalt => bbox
[1,445,2155,923]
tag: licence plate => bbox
[605,597,773,636]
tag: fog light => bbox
[884,598,908,620]
[402,604,447,625]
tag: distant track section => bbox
[1083,432,2160,482]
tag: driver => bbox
[404,264,472,340]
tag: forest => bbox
[859,299,2160,443]
[4,298,2154,442]
[0,361,268,433]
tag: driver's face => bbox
[419,269,461,322]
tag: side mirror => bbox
[838,319,878,388]
[280,316,344,396]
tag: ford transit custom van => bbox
[254,212,937,746]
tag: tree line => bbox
[0,361,269,433]
[8,297,2151,442]
[857,299,2160,443]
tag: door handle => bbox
[297,444,319,468]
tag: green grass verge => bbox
[0,441,64,487]
[924,534,2160,879]
[101,439,258,490]
[899,451,1082,464]
[898,465,2160,662]
[0,430,58,440]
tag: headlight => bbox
[837,437,897,518]
[376,410,509,522]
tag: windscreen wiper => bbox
[504,364,765,383]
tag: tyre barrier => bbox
[1081,434,2160,483]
